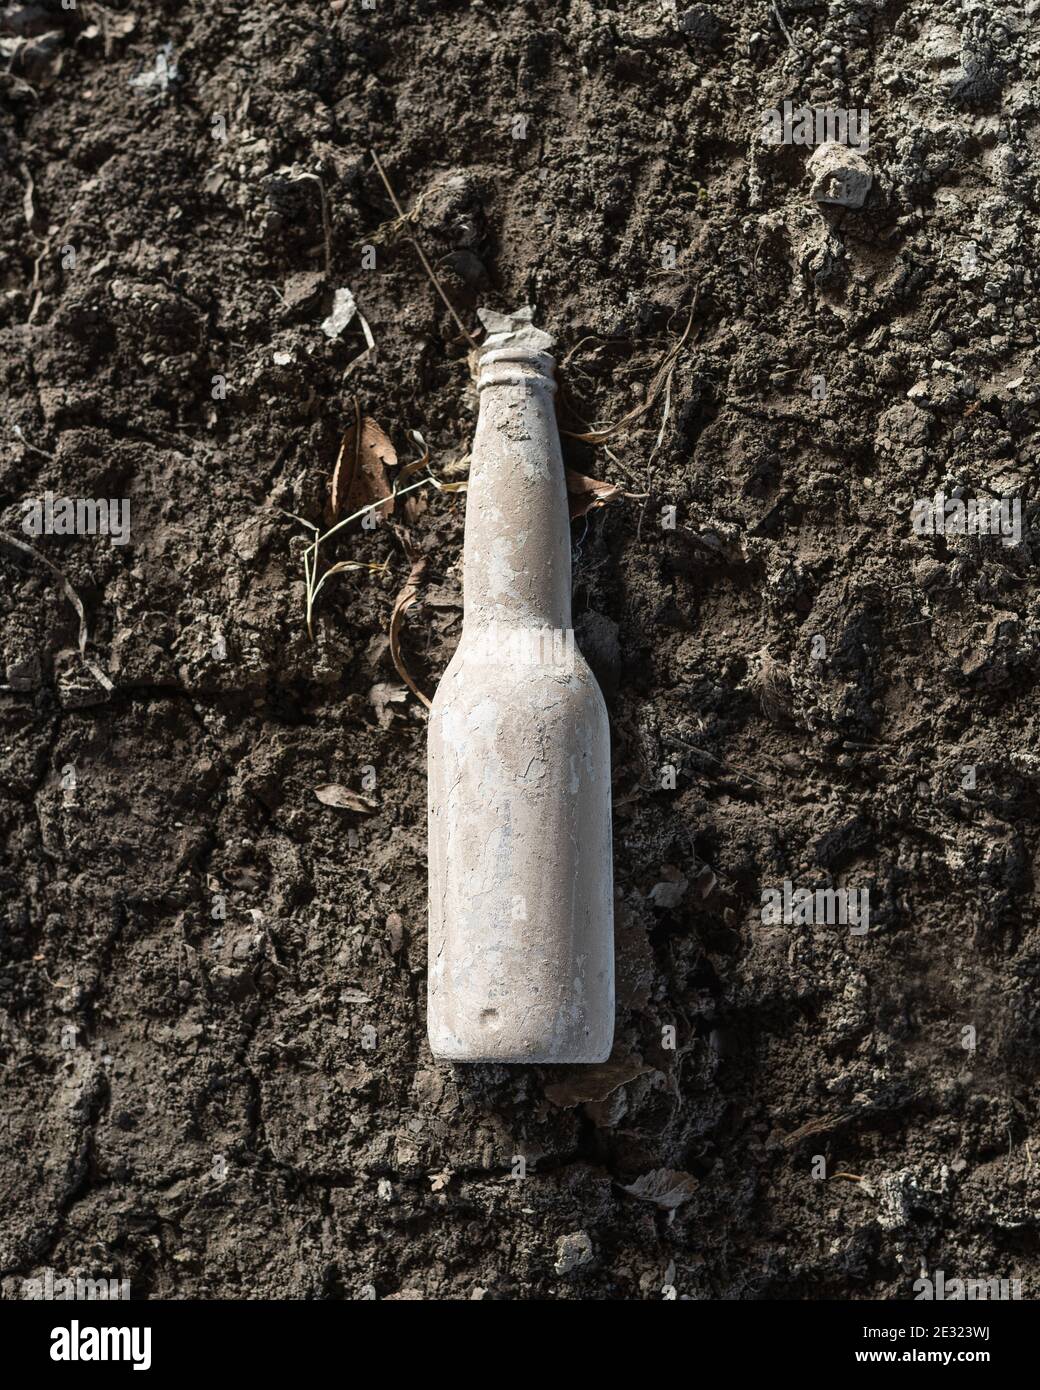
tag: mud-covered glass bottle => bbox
[427,340,615,1063]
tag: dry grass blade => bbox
[389,536,431,709]
[275,507,319,532]
[18,161,40,231]
[391,430,433,524]
[394,432,468,500]
[320,559,388,580]
[0,531,113,692]
[317,477,429,550]
[285,425,466,641]
[395,429,432,490]
[304,545,389,641]
[345,305,376,378]
[289,170,331,276]
[427,475,468,495]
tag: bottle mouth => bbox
[478,347,557,393]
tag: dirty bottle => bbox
[427,323,615,1063]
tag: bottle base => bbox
[429,1033,614,1065]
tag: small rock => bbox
[283,270,325,309]
[554,1231,593,1275]
[321,287,358,339]
[913,558,945,590]
[649,876,689,910]
[369,681,408,729]
[4,655,41,691]
[55,654,111,709]
[807,141,872,209]
[876,401,931,450]
[919,25,960,67]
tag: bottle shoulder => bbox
[429,631,608,721]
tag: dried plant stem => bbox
[562,306,695,446]
[369,148,477,345]
[0,531,113,691]
[771,1,802,55]
[297,477,442,640]
[292,171,331,277]
[315,477,430,550]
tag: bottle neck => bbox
[462,348,572,633]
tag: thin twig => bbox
[303,543,315,640]
[771,1,802,55]
[12,424,53,459]
[369,148,477,345]
[296,478,443,641]
[556,391,642,485]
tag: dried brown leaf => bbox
[544,1058,652,1109]
[321,559,388,580]
[565,467,621,520]
[314,784,378,813]
[329,404,397,523]
[618,1167,698,1210]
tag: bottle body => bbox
[427,347,615,1063]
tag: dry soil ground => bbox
[1,0,1039,1300]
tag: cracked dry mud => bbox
[2,0,1039,1299]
